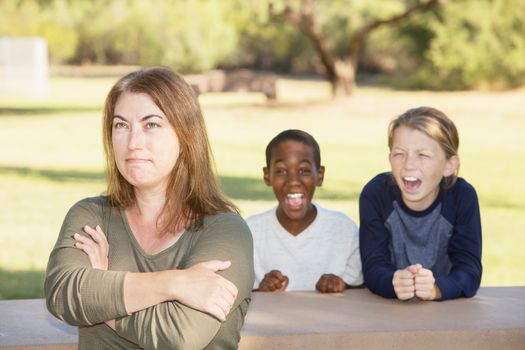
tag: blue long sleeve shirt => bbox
[359,172,482,301]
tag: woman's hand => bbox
[170,260,238,322]
[258,270,289,292]
[73,225,109,270]
[316,273,346,293]
[73,225,114,329]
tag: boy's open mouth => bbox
[402,176,421,192]
[285,193,305,209]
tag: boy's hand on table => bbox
[393,264,441,301]
[259,270,289,292]
[315,274,345,293]
[414,267,441,300]
[393,264,421,300]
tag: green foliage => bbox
[231,1,316,71]
[68,0,240,71]
[0,0,239,72]
[417,0,525,89]
[0,0,78,63]
[161,0,239,72]
[236,0,422,73]
[1,0,525,88]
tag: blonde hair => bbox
[388,106,460,189]
[102,67,238,232]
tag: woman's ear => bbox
[443,155,459,177]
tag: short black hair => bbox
[265,129,321,168]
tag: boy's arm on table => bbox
[435,185,482,300]
[359,189,397,298]
[343,218,364,287]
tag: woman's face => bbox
[112,92,180,192]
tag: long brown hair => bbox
[388,106,460,189]
[103,67,238,232]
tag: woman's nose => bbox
[128,128,145,150]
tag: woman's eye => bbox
[114,122,127,129]
[420,153,431,158]
[146,122,160,129]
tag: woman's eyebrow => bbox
[112,115,127,121]
[112,114,163,121]
[141,114,163,121]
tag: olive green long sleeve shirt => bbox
[45,196,254,349]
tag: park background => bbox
[0,0,524,299]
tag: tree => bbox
[418,0,525,89]
[269,0,441,97]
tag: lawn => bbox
[1,74,524,299]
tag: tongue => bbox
[287,196,303,208]
[405,180,421,191]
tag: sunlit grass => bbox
[1,75,524,298]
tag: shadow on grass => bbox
[0,106,100,116]
[220,175,359,201]
[1,165,359,201]
[0,166,104,182]
[0,268,45,299]
[220,175,274,201]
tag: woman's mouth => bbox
[126,158,150,164]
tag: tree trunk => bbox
[270,0,441,99]
[330,60,356,97]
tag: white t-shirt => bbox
[246,204,363,291]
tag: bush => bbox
[419,0,525,89]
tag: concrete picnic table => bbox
[1,287,524,349]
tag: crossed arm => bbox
[45,201,253,349]
[73,225,236,322]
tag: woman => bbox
[45,67,254,349]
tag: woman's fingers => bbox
[224,279,238,299]
[72,226,109,270]
[83,225,108,245]
[73,233,93,252]
[198,260,231,272]
[215,294,233,321]
[83,225,100,243]
[172,260,238,321]
[207,304,227,322]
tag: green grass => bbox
[1,75,524,299]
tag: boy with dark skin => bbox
[247,129,362,293]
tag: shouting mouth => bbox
[285,193,305,210]
[402,176,421,192]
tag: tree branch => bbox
[349,0,440,66]
[269,0,338,80]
